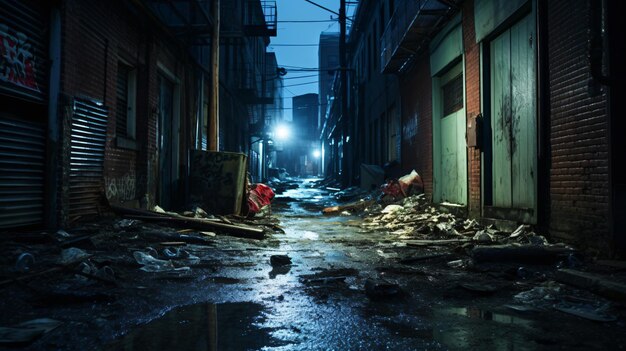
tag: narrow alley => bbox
[0,178,624,350]
[2,0,626,349]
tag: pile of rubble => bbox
[362,194,553,246]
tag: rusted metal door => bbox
[0,117,45,228]
[68,98,108,221]
[0,0,49,228]
[490,13,537,217]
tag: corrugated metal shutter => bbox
[69,98,108,220]
[0,117,45,228]
[0,0,48,102]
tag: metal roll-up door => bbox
[0,0,48,102]
[0,117,45,228]
[69,98,108,220]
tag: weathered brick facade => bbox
[399,54,433,198]
[547,0,610,251]
[462,0,482,218]
[58,0,202,224]
[389,0,617,254]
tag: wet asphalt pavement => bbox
[104,178,626,351]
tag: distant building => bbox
[318,32,340,176]
[281,93,319,176]
[318,33,340,130]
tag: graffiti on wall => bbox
[189,151,246,214]
[105,172,137,202]
[403,110,418,145]
[0,24,40,91]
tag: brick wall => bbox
[462,0,481,218]
[400,53,433,198]
[60,0,198,221]
[547,0,610,252]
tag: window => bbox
[116,62,137,140]
[442,73,463,116]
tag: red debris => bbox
[247,183,275,215]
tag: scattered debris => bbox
[0,318,62,346]
[471,244,576,264]
[554,303,617,322]
[380,170,424,201]
[556,269,626,301]
[247,183,275,216]
[14,253,35,273]
[322,199,375,215]
[58,248,91,265]
[472,230,494,243]
[110,204,265,239]
[133,251,190,273]
[399,253,452,265]
[364,279,402,300]
[270,255,292,267]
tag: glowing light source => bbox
[275,125,290,140]
[312,150,321,158]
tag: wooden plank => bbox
[109,205,264,239]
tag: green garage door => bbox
[490,13,537,218]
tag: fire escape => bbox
[380,0,460,74]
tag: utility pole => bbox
[209,0,220,150]
[339,0,349,187]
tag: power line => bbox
[277,19,335,23]
[281,73,319,80]
[269,43,319,47]
[282,80,319,88]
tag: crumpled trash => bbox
[115,219,139,229]
[365,279,403,299]
[58,248,90,265]
[15,253,35,273]
[193,206,208,218]
[0,318,62,346]
[473,230,494,243]
[513,282,562,307]
[133,251,190,272]
[381,204,403,214]
[145,246,159,259]
[162,247,200,265]
[55,229,71,238]
[447,259,466,269]
[509,224,531,238]
[381,170,424,200]
[248,183,275,216]
[76,261,115,281]
[554,302,617,322]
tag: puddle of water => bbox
[436,306,534,328]
[433,306,539,351]
[302,231,319,240]
[107,302,289,351]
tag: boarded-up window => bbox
[442,73,463,116]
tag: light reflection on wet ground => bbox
[107,178,626,351]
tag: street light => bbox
[275,124,290,140]
[312,149,321,158]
